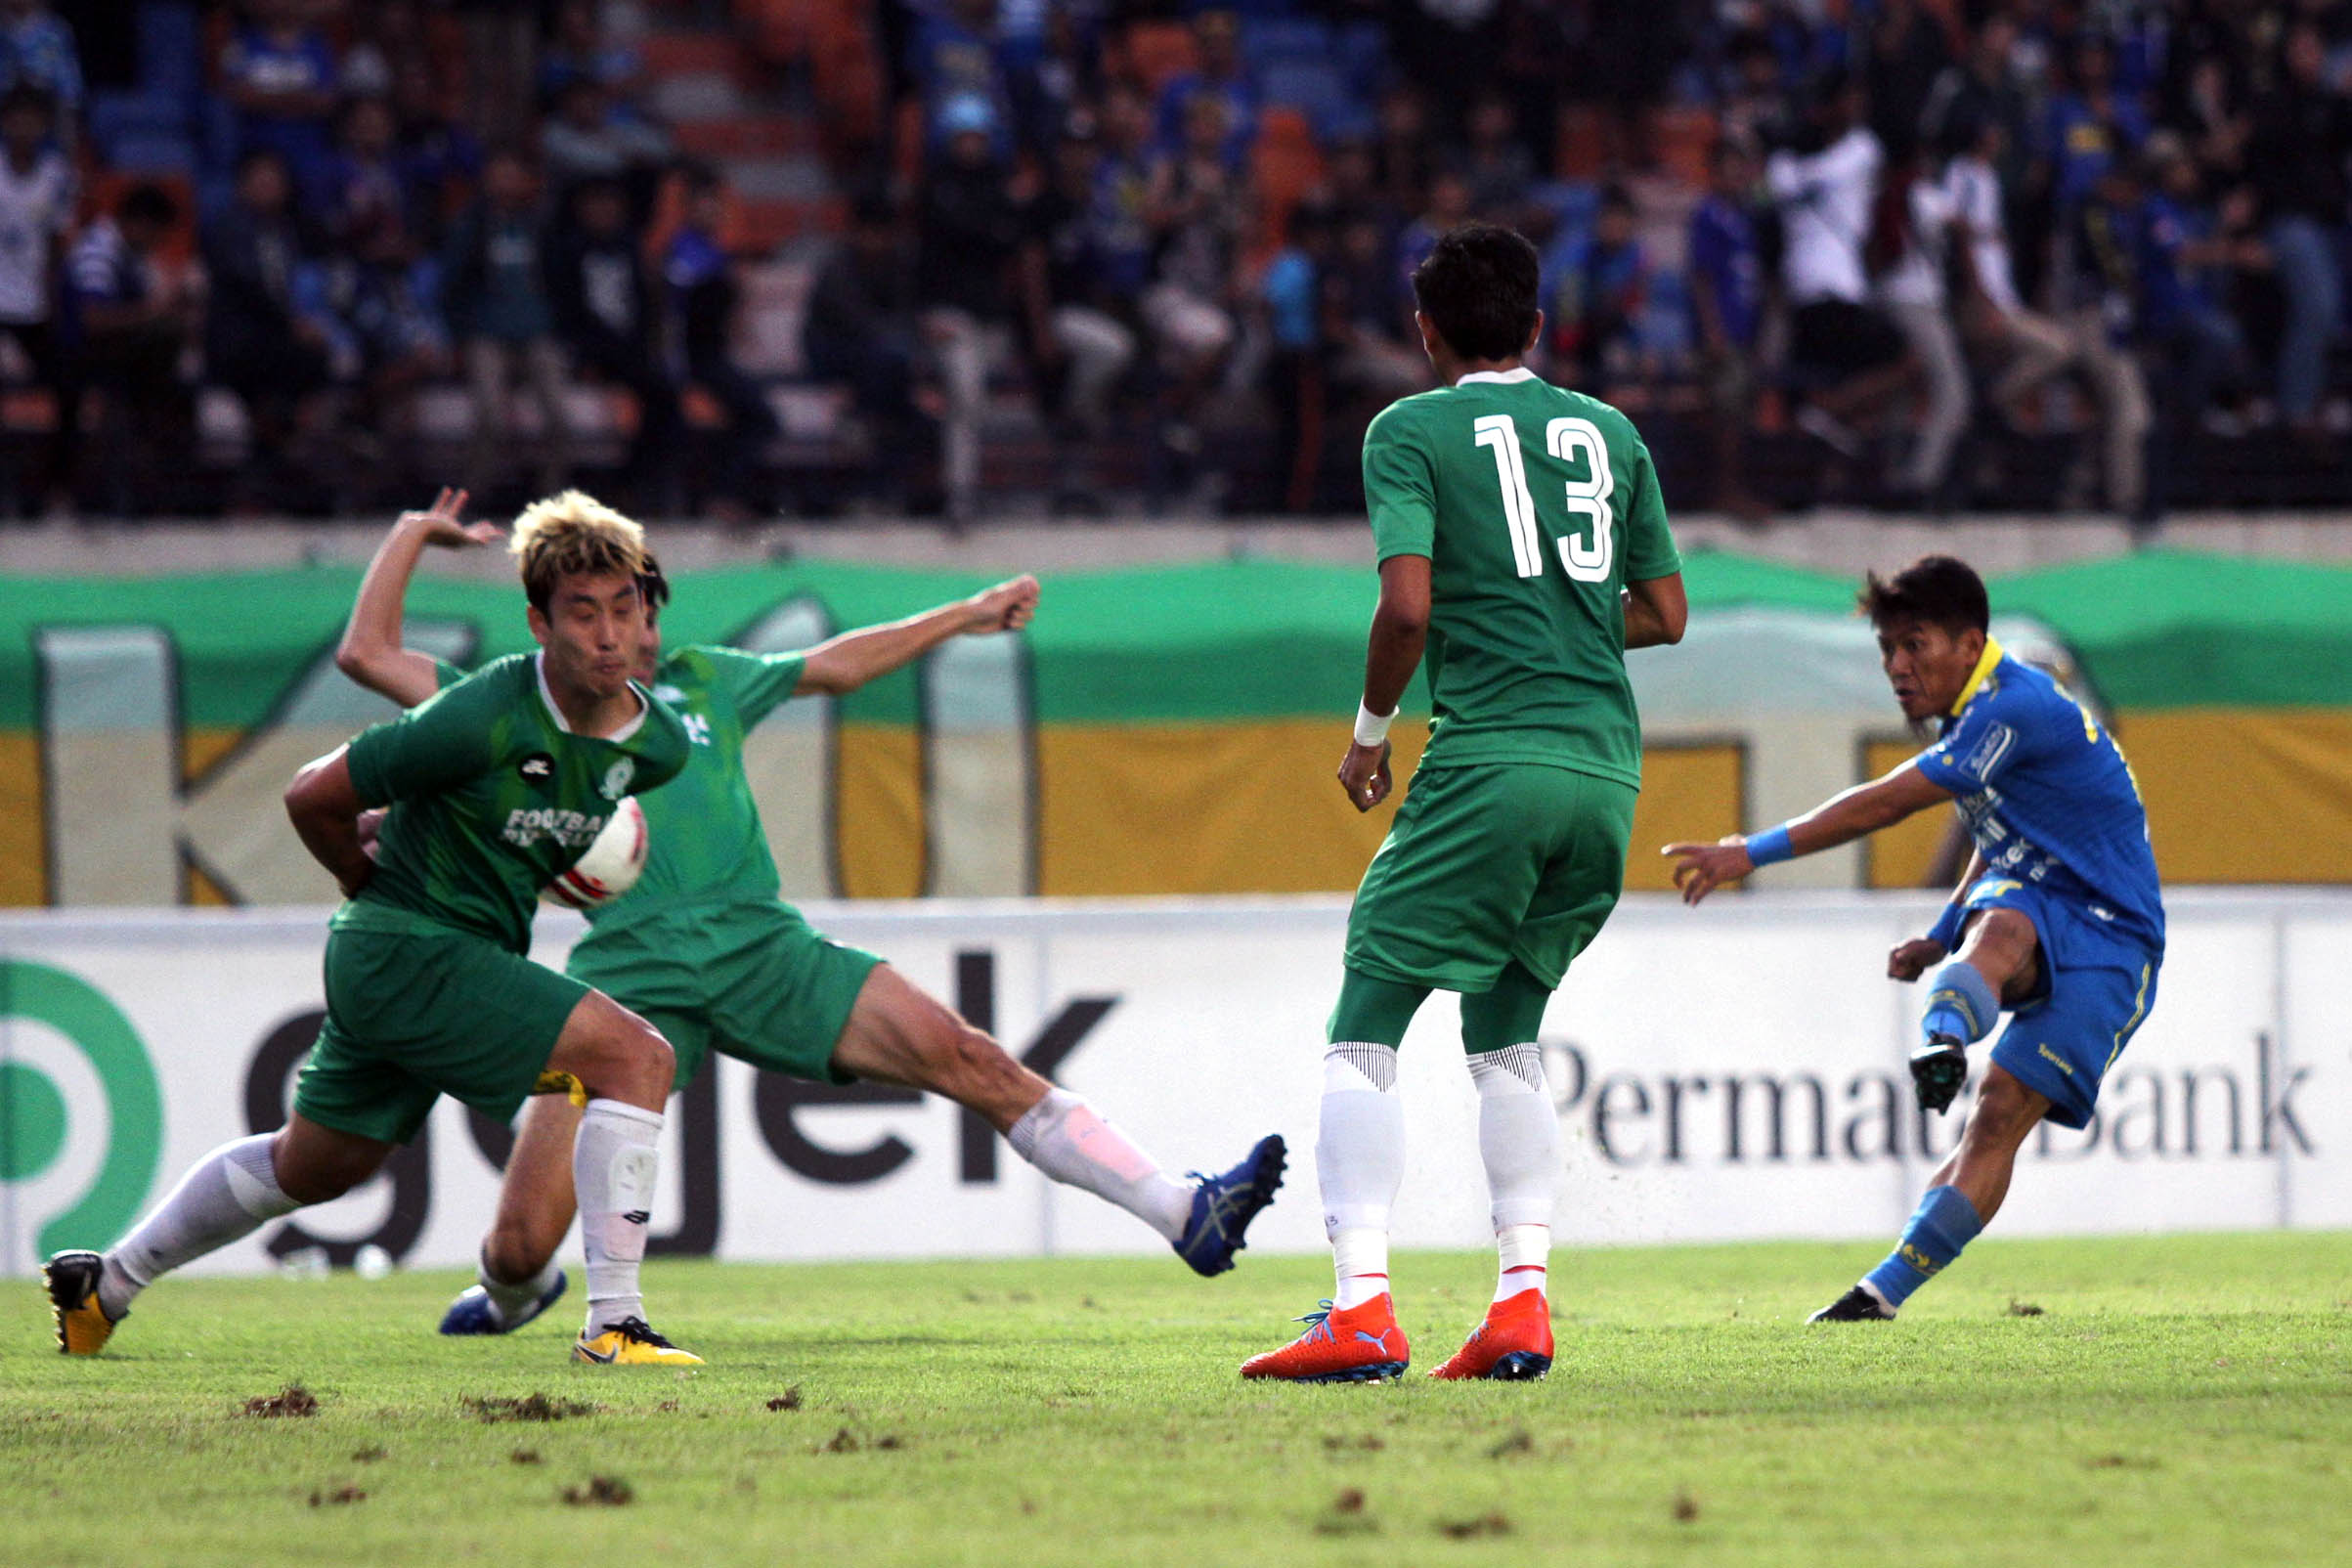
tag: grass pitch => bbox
[4,1234,2347,1567]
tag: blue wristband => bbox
[1744,825,1794,866]
[1926,900,1969,951]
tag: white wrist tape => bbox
[1353,701,1395,748]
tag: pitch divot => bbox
[461,1393,599,1422]
[1315,1487,1378,1536]
[243,1386,318,1417]
[2007,1298,2046,1317]
[308,1485,366,1506]
[350,1447,386,1463]
[1437,1511,1511,1539]
[560,1475,633,1506]
[509,1449,542,1465]
[1672,1492,1701,1522]
[1486,1428,1533,1459]
[765,1388,803,1412]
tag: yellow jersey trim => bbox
[1950,635,2006,717]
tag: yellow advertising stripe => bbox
[0,731,45,905]
[836,721,925,899]
[2117,708,2352,884]
[1032,721,1744,897]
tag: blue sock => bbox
[1922,959,1999,1045]
[1861,1185,1984,1310]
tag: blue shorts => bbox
[1962,876,2160,1130]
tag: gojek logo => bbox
[0,960,163,1266]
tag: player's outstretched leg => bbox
[1432,966,1560,1378]
[1243,972,1416,1381]
[1813,1065,2048,1322]
[46,1118,388,1354]
[832,965,1285,1276]
[542,990,699,1366]
[440,1094,579,1335]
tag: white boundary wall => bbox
[1,891,2345,1277]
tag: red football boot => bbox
[1240,1295,1410,1382]
[1426,1287,1553,1380]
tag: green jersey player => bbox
[1241,223,1687,1383]
[48,493,705,1367]
[333,493,1286,1340]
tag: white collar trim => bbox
[536,651,647,742]
[1457,367,1538,385]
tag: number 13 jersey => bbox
[1362,367,1682,786]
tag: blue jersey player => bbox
[1665,555,2162,1321]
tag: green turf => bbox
[4,1235,2348,1567]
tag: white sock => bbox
[102,1134,301,1318]
[479,1252,563,1327]
[1469,1045,1558,1303]
[1319,1042,1403,1310]
[1007,1088,1194,1241]
[575,1099,662,1335]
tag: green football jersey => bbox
[341,653,690,954]
[433,643,806,925]
[1362,367,1681,786]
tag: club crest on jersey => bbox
[601,759,635,800]
[518,752,555,783]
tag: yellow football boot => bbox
[572,1316,703,1367]
[45,1251,121,1356]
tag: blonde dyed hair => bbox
[510,490,647,612]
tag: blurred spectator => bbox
[540,0,648,116]
[1861,0,1951,163]
[666,163,780,517]
[390,59,484,247]
[1396,171,1472,317]
[2138,133,2257,520]
[916,94,1026,523]
[1766,73,1913,457]
[1005,2,1099,161]
[218,0,341,211]
[1873,154,1968,507]
[340,0,431,101]
[1554,186,1649,399]
[1142,93,1248,457]
[908,0,1016,165]
[323,97,425,263]
[1688,136,1769,521]
[1720,27,1797,152]
[1258,198,1329,512]
[2044,34,2147,212]
[0,0,76,127]
[2061,159,2152,519]
[203,149,333,505]
[1154,9,1256,164]
[1372,85,1435,221]
[803,188,927,508]
[1322,206,1425,417]
[547,174,680,509]
[67,182,198,514]
[541,78,673,211]
[1020,114,1137,472]
[1456,91,1536,227]
[2244,20,2351,446]
[1941,110,2074,438]
[0,82,70,506]
[1087,80,1156,310]
[442,149,569,495]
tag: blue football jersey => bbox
[1913,642,2165,950]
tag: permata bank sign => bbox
[0,892,2343,1278]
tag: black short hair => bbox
[637,550,671,614]
[1858,555,1989,634]
[1409,221,1540,362]
[119,183,180,228]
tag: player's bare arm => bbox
[283,746,375,897]
[1622,571,1689,649]
[337,488,501,707]
[1663,761,1953,904]
[795,574,1041,696]
[1339,552,1428,812]
[1890,847,1988,980]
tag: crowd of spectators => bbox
[2,1,2349,522]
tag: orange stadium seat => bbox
[1113,22,1198,97]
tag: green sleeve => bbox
[697,645,809,728]
[630,691,692,792]
[1362,406,1437,563]
[1621,436,1682,582]
[433,658,464,691]
[345,676,501,808]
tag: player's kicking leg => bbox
[439,1093,579,1334]
[46,1114,395,1354]
[1813,908,2043,1322]
[831,965,1286,1276]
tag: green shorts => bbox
[1344,762,1636,992]
[295,921,588,1146]
[564,901,883,1088]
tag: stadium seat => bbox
[1257,62,1354,135]
[87,89,189,155]
[1115,22,1198,97]
[1241,19,1333,66]
[104,132,197,176]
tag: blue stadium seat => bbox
[87,89,188,156]
[1241,19,1333,66]
[1332,23,1393,93]
[106,132,198,176]
[136,3,204,104]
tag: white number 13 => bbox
[1472,414,1615,583]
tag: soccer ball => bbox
[541,797,648,910]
